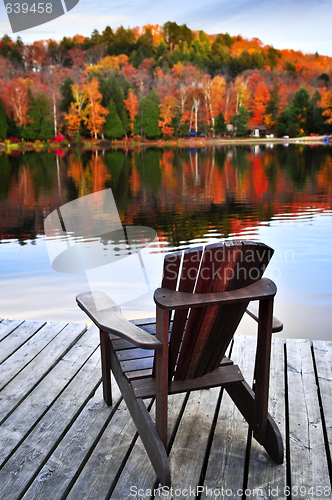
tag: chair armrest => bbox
[245,304,283,333]
[154,278,277,311]
[76,291,162,350]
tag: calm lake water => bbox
[0,143,331,340]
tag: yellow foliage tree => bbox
[234,75,249,113]
[159,95,178,137]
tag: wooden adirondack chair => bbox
[76,241,283,486]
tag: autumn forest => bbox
[1,22,332,141]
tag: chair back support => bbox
[161,241,274,381]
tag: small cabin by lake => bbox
[251,125,267,137]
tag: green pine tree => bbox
[135,96,161,139]
[231,105,249,136]
[214,112,227,136]
[60,76,74,113]
[307,90,325,135]
[21,88,41,140]
[277,87,311,137]
[0,97,8,139]
[101,73,129,134]
[39,116,54,140]
[38,93,53,140]
[105,99,124,139]
[21,91,52,140]
[148,88,160,105]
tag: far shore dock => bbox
[0,317,331,499]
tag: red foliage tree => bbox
[251,81,270,125]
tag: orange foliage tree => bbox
[159,95,178,137]
[124,90,139,134]
[251,81,270,125]
[64,82,86,139]
[65,105,82,138]
[321,89,332,124]
[82,77,108,139]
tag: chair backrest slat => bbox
[161,251,182,290]
[173,241,238,380]
[165,241,274,381]
[168,247,203,377]
[197,242,273,377]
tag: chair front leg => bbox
[155,306,170,448]
[100,329,112,406]
[253,296,274,445]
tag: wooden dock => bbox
[0,317,332,500]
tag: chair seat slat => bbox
[131,364,244,398]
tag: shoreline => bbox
[0,135,331,153]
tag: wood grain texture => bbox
[1,314,331,500]
[0,325,98,467]
[0,320,46,364]
[112,393,187,500]
[286,338,330,491]
[202,335,257,499]
[247,337,287,499]
[312,340,332,466]
[131,364,243,398]
[0,321,68,391]
[22,378,122,500]
[154,277,276,310]
[168,387,221,492]
[109,334,171,486]
[65,395,144,500]
[0,319,25,342]
[173,242,225,380]
[76,291,162,349]
[168,247,203,378]
[0,322,87,425]
[0,349,102,499]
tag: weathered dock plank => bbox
[0,321,68,391]
[0,324,97,467]
[23,374,121,500]
[66,398,151,500]
[201,334,256,500]
[286,338,330,493]
[0,322,87,424]
[247,337,287,499]
[312,340,332,479]
[165,387,219,494]
[0,318,25,342]
[0,348,103,499]
[0,320,46,364]
[112,393,187,500]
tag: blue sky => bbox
[0,0,331,56]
